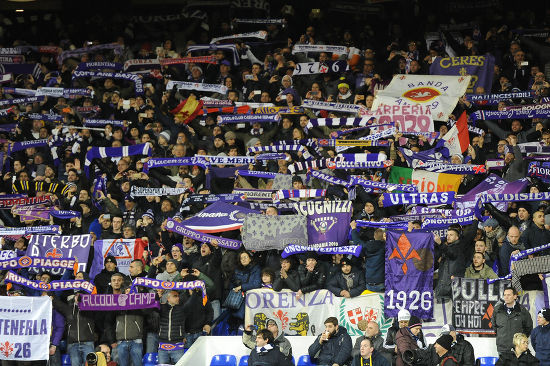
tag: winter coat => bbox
[94,268,119,294]
[351,350,390,366]
[395,328,426,366]
[248,345,293,366]
[451,334,475,366]
[353,229,385,284]
[327,269,366,297]
[158,302,186,343]
[229,264,262,319]
[498,240,526,277]
[520,224,550,253]
[464,263,498,279]
[352,334,385,358]
[273,268,301,292]
[193,248,223,301]
[182,291,213,334]
[492,301,533,355]
[298,263,326,293]
[496,350,540,366]
[52,296,96,344]
[308,326,353,366]
[531,324,550,366]
[114,310,145,341]
[435,239,467,299]
[243,331,293,358]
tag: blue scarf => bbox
[84,143,152,177]
[180,193,245,208]
[84,119,125,127]
[310,170,351,188]
[466,91,535,105]
[350,176,417,193]
[356,220,409,230]
[236,170,278,179]
[0,95,44,107]
[474,192,550,220]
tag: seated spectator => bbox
[395,316,426,366]
[352,320,385,358]
[351,338,390,366]
[308,317,352,366]
[243,318,292,360]
[327,257,365,298]
[383,309,411,364]
[440,324,474,366]
[248,329,293,366]
[433,334,458,366]
[273,257,301,292]
[495,333,539,366]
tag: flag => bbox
[385,230,434,319]
[430,54,495,93]
[241,214,308,251]
[170,94,203,124]
[388,166,462,192]
[89,238,147,279]
[181,201,259,233]
[371,74,471,121]
[443,111,469,156]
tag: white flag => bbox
[371,74,471,121]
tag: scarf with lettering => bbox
[485,159,506,170]
[24,113,63,122]
[166,80,228,94]
[236,170,278,179]
[275,138,321,156]
[200,105,252,115]
[159,55,218,66]
[527,162,550,183]
[272,189,326,202]
[335,125,372,137]
[0,123,16,131]
[309,170,351,188]
[301,99,360,114]
[256,153,287,161]
[74,105,101,116]
[165,218,242,250]
[339,153,387,163]
[0,95,44,107]
[328,160,393,170]
[292,44,348,54]
[412,161,487,174]
[335,137,393,153]
[83,119,125,127]
[420,215,476,229]
[186,44,240,65]
[180,193,245,208]
[130,277,207,305]
[58,43,123,64]
[0,195,51,208]
[390,213,444,222]
[122,58,161,71]
[72,70,143,95]
[201,97,234,107]
[466,91,535,105]
[130,186,188,197]
[0,256,77,272]
[487,242,550,284]
[254,106,304,114]
[158,342,185,351]
[355,220,409,230]
[200,155,256,165]
[448,119,483,135]
[232,188,274,201]
[350,176,417,193]
[211,30,268,44]
[281,244,362,258]
[84,143,152,177]
[5,271,96,293]
[144,157,209,173]
[382,192,456,207]
[474,192,550,219]
[471,109,550,121]
[518,142,550,154]
[288,159,332,174]
[75,62,123,71]
[0,225,61,236]
[218,113,280,124]
[233,18,285,25]
[306,117,376,129]
[247,145,309,159]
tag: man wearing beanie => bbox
[434,334,458,366]
[94,255,119,294]
[439,324,474,366]
[395,316,426,366]
[531,308,550,365]
[484,202,532,234]
[327,257,366,298]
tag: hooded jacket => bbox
[308,326,353,366]
[451,333,475,366]
[297,262,326,294]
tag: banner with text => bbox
[26,234,91,275]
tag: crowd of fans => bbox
[1,1,550,365]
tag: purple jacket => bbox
[51,309,65,347]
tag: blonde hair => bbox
[513,333,528,347]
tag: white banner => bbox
[166,81,228,94]
[372,74,471,121]
[244,289,393,338]
[0,296,51,360]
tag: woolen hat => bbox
[436,334,454,351]
[538,308,550,322]
[397,309,411,321]
[408,316,422,329]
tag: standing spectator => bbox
[326,257,365,298]
[351,222,385,292]
[228,250,261,319]
[496,333,540,366]
[94,256,120,294]
[499,227,525,277]
[492,287,533,357]
[351,338,390,366]
[157,290,186,365]
[464,252,498,280]
[273,257,301,292]
[248,329,293,366]
[531,308,550,366]
[352,320,385,358]
[182,288,214,349]
[296,253,326,299]
[308,317,353,366]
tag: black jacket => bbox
[248,344,293,366]
[492,301,533,355]
[273,268,301,292]
[327,269,366,297]
[93,268,119,294]
[298,263,326,294]
[351,350,390,366]
[158,302,186,343]
[182,291,213,334]
[495,349,540,366]
[308,326,353,366]
[52,296,97,344]
[193,248,223,301]
[451,334,475,366]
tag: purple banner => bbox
[527,161,550,183]
[430,54,495,93]
[181,201,259,233]
[294,201,352,248]
[281,244,361,258]
[382,192,455,207]
[385,231,434,319]
[78,293,159,311]
[165,218,242,250]
[26,234,91,275]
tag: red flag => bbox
[456,111,470,153]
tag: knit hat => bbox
[265,317,282,331]
[408,316,422,329]
[337,82,350,90]
[159,130,171,143]
[483,218,498,228]
[142,209,154,220]
[167,259,178,266]
[105,256,117,266]
[435,334,454,351]
[516,202,532,213]
[172,243,183,253]
[397,309,411,322]
[340,257,353,267]
[305,252,318,261]
[439,324,456,335]
[224,131,237,140]
[191,66,203,74]
[538,308,550,322]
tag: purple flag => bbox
[78,293,159,311]
[385,231,434,319]
[430,54,495,93]
[294,201,352,248]
[181,201,259,233]
[26,234,92,275]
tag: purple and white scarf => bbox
[84,143,152,177]
[0,256,77,271]
[273,189,326,202]
[75,62,123,71]
[292,44,348,55]
[200,155,256,166]
[144,157,209,173]
[217,114,279,124]
[0,95,44,107]
[236,170,278,179]
[350,176,417,193]
[413,161,487,174]
[355,220,409,230]
[466,91,535,104]
[24,113,63,122]
[301,99,361,114]
[247,145,309,159]
[84,119,125,127]
[72,70,143,95]
[130,186,188,197]
[0,225,61,236]
[421,215,475,229]
[58,43,123,64]
[179,193,245,208]
[309,170,351,188]
[210,30,268,44]
[382,191,455,207]
[281,244,362,258]
[165,218,242,250]
[123,58,161,71]
[471,109,550,121]
[487,242,550,284]
[166,80,227,94]
[5,270,95,293]
[474,191,550,219]
[306,117,376,129]
[327,160,393,170]
[130,277,208,304]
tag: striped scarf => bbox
[84,143,152,177]
[273,189,326,202]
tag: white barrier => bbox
[175,335,499,366]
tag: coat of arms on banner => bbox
[338,294,392,337]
